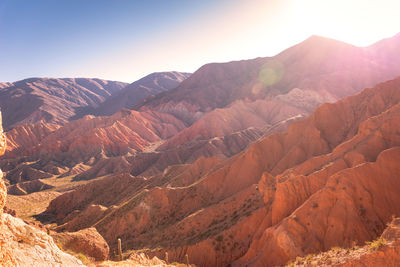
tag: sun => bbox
[286,0,400,47]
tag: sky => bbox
[0,0,400,83]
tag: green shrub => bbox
[367,238,386,250]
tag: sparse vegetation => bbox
[366,238,386,250]
[170,262,187,267]
[285,235,390,266]
[76,253,89,264]
[216,235,224,242]
[359,205,367,216]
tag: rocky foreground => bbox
[0,112,84,266]
[288,217,400,266]
[0,112,175,266]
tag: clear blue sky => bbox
[1,0,399,83]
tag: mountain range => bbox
[1,33,400,266]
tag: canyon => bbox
[1,33,400,266]
[43,76,400,266]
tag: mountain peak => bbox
[93,71,191,116]
[302,34,353,47]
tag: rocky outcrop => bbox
[288,217,400,267]
[0,111,84,266]
[237,146,400,266]
[98,252,171,266]
[52,227,109,261]
[0,214,84,266]
[0,111,10,265]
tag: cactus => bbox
[117,238,122,261]
[185,253,189,266]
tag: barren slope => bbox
[138,34,400,125]
[94,72,190,116]
[44,77,400,266]
[0,77,126,129]
[1,109,186,185]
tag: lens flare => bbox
[259,59,284,86]
[251,82,264,95]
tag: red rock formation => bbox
[52,227,109,261]
[288,217,400,267]
[237,146,400,266]
[5,34,400,267]
[159,96,307,150]
[0,111,84,266]
[98,252,171,266]
[29,109,185,158]
[139,33,400,125]
[73,126,262,180]
[45,76,400,267]
[134,33,400,164]
[0,111,13,266]
[6,34,400,189]
[1,108,186,184]
[5,122,60,154]
[2,107,264,183]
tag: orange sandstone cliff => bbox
[44,77,400,266]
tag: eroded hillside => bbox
[43,77,400,266]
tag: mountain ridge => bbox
[0,78,127,129]
[92,71,191,116]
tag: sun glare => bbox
[287,0,400,47]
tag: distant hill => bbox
[135,33,400,152]
[4,33,400,184]
[0,78,126,129]
[93,72,190,116]
[138,34,400,124]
